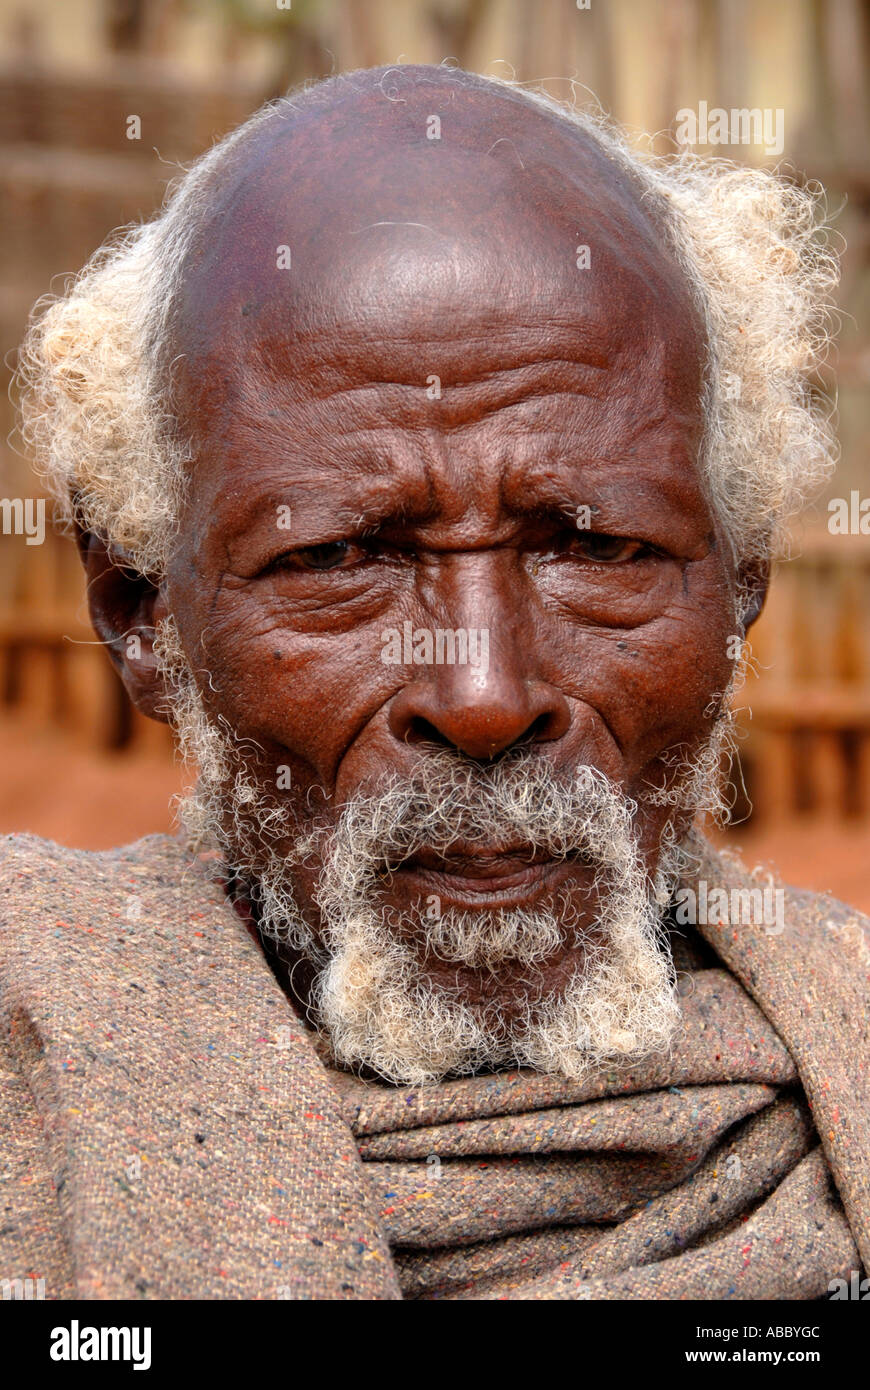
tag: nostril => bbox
[404,715,454,750]
[402,709,558,757]
[523,711,557,745]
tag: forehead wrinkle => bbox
[210,392,701,544]
[465,366,699,461]
[201,303,702,539]
[235,353,619,456]
[246,325,618,399]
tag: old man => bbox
[3,64,868,1301]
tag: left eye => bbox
[566,533,646,563]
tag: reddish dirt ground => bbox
[0,716,184,851]
[1,714,868,914]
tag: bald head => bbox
[184,70,687,262]
[169,65,705,510]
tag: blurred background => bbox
[1,0,868,908]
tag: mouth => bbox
[387,844,588,909]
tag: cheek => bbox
[570,573,736,777]
[174,590,402,779]
[613,626,729,755]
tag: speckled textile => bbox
[0,831,867,1300]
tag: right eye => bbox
[269,540,365,572]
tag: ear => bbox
[77,527,172,724]
[737,557,770,633]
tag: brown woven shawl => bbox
[0,831,867,1300]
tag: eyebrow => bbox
[216,469,442,550]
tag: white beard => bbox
[154,615,732,1086]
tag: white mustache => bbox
[296,750,639,884]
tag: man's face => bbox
[157,85,737,1078]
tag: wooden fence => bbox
[737,532,870,823]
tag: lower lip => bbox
[391,858,579,908]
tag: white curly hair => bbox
[16,65,840,618]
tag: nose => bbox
[388,666,571,761]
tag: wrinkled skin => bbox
[82,67,759,1017]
